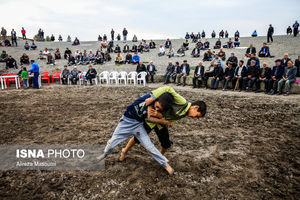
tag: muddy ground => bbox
[0,85,299,200]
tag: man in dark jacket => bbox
[255,62,272,93]
[281,53,291,66]
[68,53,76,66]
[245,44,256,57]
[146,61,157,83]
[165,39,172,48]
[123,44,130,53]
[246,53,260,69]
[258,43,271,57]
[85,65,97,85]
[226,53,238,68]
[136,61,147,73]
[192,62,204,88]
[243,60,259,91]
[295,55,300,77]
[164,62,174,84]
[61,65,70,85]
[171,62,180,83]
[222,62,235,90]
[232,60,247,91]
[125,52,132,64]
[269,59,285,95]
[267,24,274,43]
[177,60,190,86]
[122,28,128,42]
[210,64,223,89]
[69,66,80,85]
[6,56,18,69]
[277,60,297,96]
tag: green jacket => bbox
[21,71,28,79]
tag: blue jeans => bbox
[104,115,167,166]
[33,72,39,89]
[23,79,28,88]
[243,77,256,89]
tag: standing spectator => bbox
[61,65,70,85]
[177,60,190,86]
[147,61,157,83]
[69,66,80,85]
[222,62,235,91]
[123,28,128,43]
[293,21,299,37]
[295,55,300,77]
[164,62,174,84]
[255,62,272,93]
[21,27,26,39]
[11,29,17,46]
[277,60,297,96]
[269,59,285,95]
[21,67,29,88]
[85,65,97,85]
[267,24,274,43]
[111,29,115,40]
[1,27,7,40]
[193,62,204,89]
[29,60,39,89]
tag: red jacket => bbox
[21,29,26,35]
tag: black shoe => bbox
[255,90,260,93]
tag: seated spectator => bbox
[101,40,108,48]
[88,50,95,61]
[20,53,29,65]
[255,62,272,93]
[166,46,174,58]
[104,51,111,62]
[24,41,30,50]
[295,55,300,77]
[72,37,80,45]
[114,44,121,53]
[131,53,140,64]
[232,60,247,91]
[183,40,189,50]
[94,51,104,64]
[269,59,285,95]
[247,53,260,68]
[219,30,224,38]
[107,40,114,53]
[143,42,150,52]
[176,45,185,57]
[211,30,216,38]
[125,52,132,64]
[201,30,206,38]
[226,38,233,49]
[212,54,223,67]
[103,34,107,41]
[226,53,238,68]
[85,65,97,85]
[61,65,70,85]
[46,53,54,65]
[277,60,297,96]
[6,56,18,69]
[177,60,190,86]
[164,61,174,84]
[117,34,121,41]
[68,53,76,66]
[50,34,55,41]
[78,53,90,65]
[64,48,72,59]
[251,30,257,37]
[37,51,44,60]
[58,35,62,41]
[115,53,124,64]
[132,35,137,42]
[258,43,271,57]
[185,32,190,39]
[148,40,155,49]
[225,30,229,38]
[234,30,240,38]
[3,39,11,46]
[67,35,71,42]
[204,40,210,49]
[147,61,157,83]
[171,62,180,83]
[0,51,8,63]
[218,48,226,61]
[243,60,259,91]
[43,48,50,59]
[210,63,223,89]
[69,66,79,84]
[158,45,165,56]
[234,36,240,47]
[214,39,221,49]
[165,38,172,48]
[245,44,256,57]
[287,26,292,35]
[203,49,213,61]
[54,48,61,59]
[136,61,147,73]
[222,62,235,90]
[196,40,204,50]
[130,44,137,53]
[191,44,200,57]
[281,53,291,66]
[123,44,130,53]
[31,41,37,50]
[193,62,204,88]
[137,42,144,53]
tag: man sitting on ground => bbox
[218,48,226,61]
[183,40,189,50]
[131,53,140,64]
[68,53,76,66]
[203,49,213,61]
[191,44,200,57]
[150,40,156,49]
[245,44,256,57]
[214,39,221,49]
[226,53,238,69]
[158,45,165,57]
[20,53,29,65]
[125,52,132,64]
[54,48,61,59]
[123,44,130,53]
[165,39,171,48]
[176,45,185,57]
[6,56,18,69]
[115,53,124,64]
[166,46,174,58]
[114,44,121,53]
[0,51,8,63]
[258,43,271,57]
[64,48,72,59]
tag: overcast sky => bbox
[0,0,299,41]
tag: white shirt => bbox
[159,47,165,53]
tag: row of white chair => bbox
[78,71,148,86]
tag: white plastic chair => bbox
[137,72,147,86]
[109,71,119,85]
[127,72,137,85]
[79,72,87,85]
[119,71,127,85]
[99,71,109,84]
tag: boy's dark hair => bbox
[158,92,174,111]
[191,101,207,117]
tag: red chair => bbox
[52,71,61,83]
[1,73,9,87]
[41,72,51,85]
[6,73,17,87]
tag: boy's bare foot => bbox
[96,153,106,161]
[119,148,126,161]
[164,163,174,175]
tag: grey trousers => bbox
[104,115,167,166]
